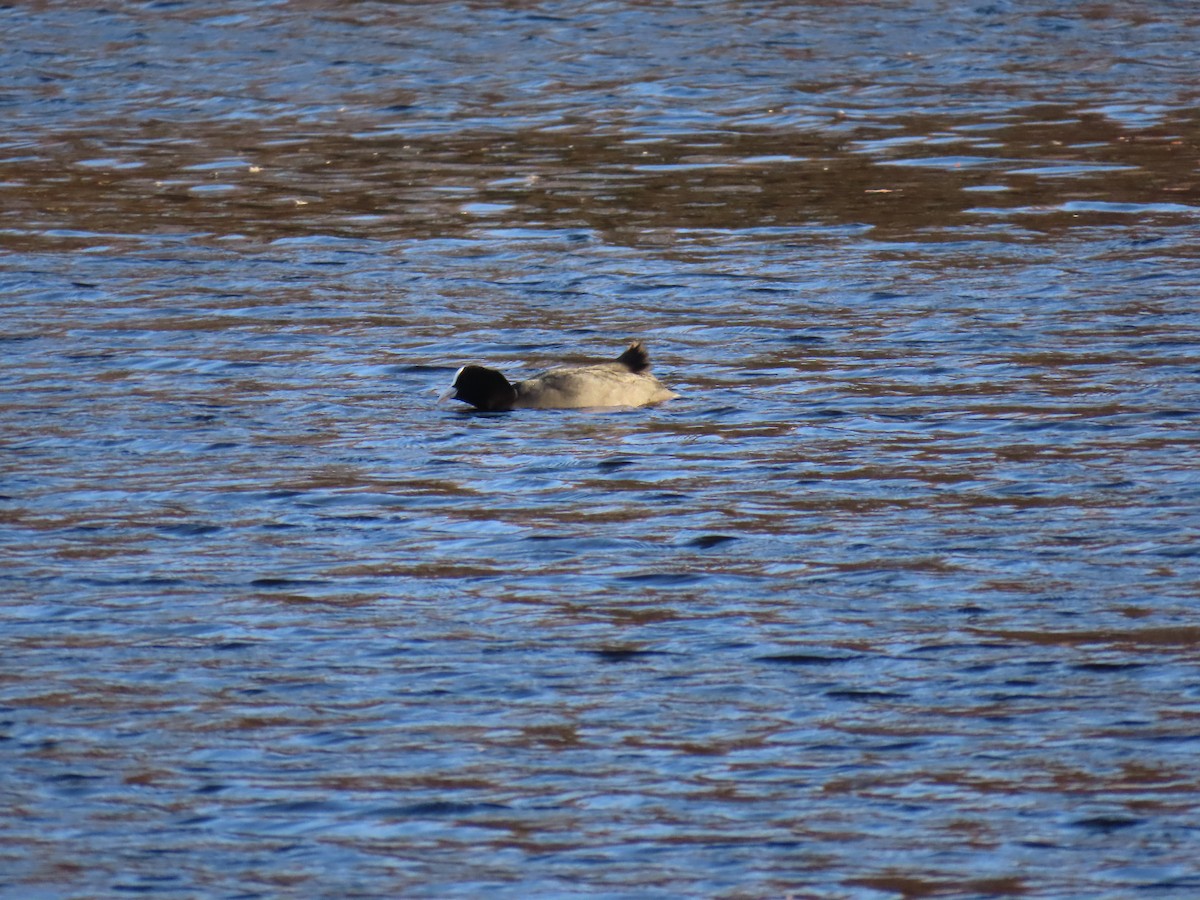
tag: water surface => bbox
[3,1,1200,897]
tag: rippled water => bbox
[4,1,1200,897]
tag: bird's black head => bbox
[451,365,518,411]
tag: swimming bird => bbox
[448,340,677,411]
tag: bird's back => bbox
[514,362,676,409]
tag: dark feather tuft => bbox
[615,340,651,373]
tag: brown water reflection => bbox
[4,105,1199,248]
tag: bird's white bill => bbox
[436,368,465,406]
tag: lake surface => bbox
[3,1,1200,896]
